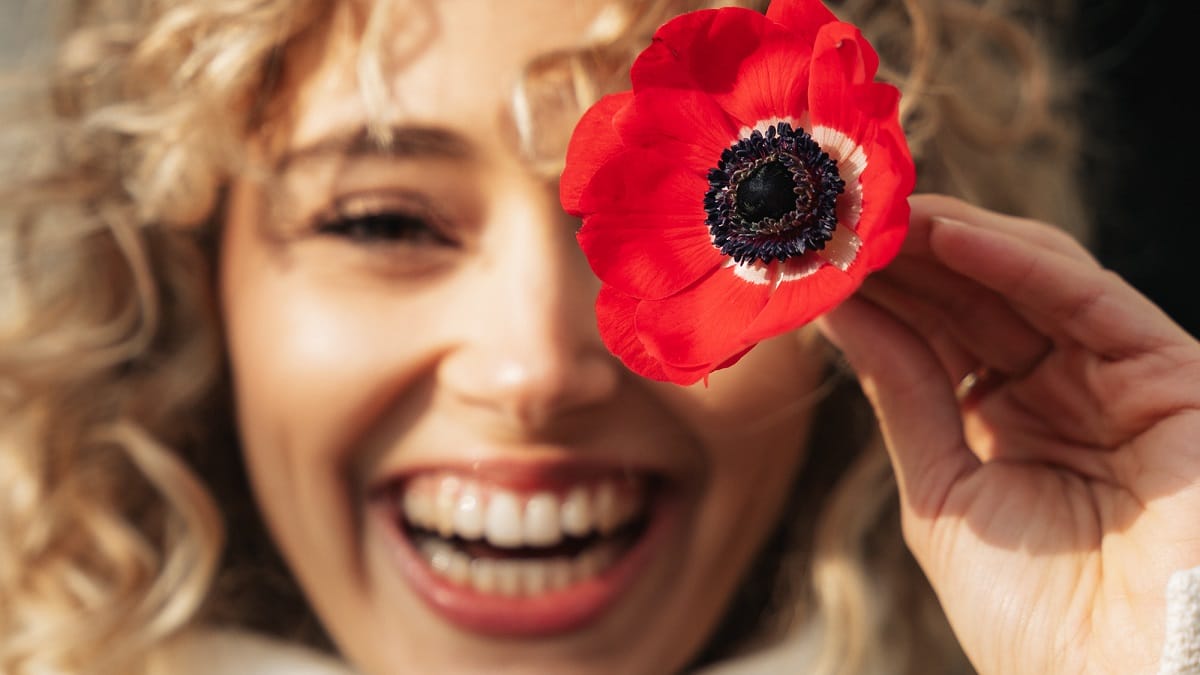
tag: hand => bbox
[816,194,1200,675]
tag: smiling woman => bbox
[218,7,819,670]
[3,1,1200,675]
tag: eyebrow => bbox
[274,125,475,171]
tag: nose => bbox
[439,186,621,432]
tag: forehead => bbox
[273,0,614,155]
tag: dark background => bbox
[1077,0,1195,336]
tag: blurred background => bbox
[1077,0,1195,337]
[1,0,1194,336]
[0,2,50,103]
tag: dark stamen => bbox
[704,122,845,265]
[735,160,796,223]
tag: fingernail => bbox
[930,215,970,229]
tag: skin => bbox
[822,194,1200,674]
[219,1,821,673]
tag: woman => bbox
[1,1,1197,673]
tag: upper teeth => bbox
[399,473,647,549]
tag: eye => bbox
[318,211,453,246]
[312,194,457,248]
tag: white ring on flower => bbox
[811,125,867,233]
[723,119,869,287]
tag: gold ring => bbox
[955,366,993,403]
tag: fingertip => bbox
[920,196,1097,266]
[908,194,975,229]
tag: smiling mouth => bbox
[391,472,651,598]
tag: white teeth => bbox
[401,473,651,598]
[447,551,470,585]
[435,476,460,538]
[452,482,484,540]
[560,487,591,538]
[402,487,431,530]
[485,492,524,548]
[523,493,562,547]
[546,558,573,591]
[400,473,647,548]
[594,482,619,535]
[428,541,454,576]
[521,561,548,595]
[495,560,521,597]
[470,558,496,594]
[415,536,625,597]
[577,546,603,578]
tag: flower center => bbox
[735,161,796,223]
[704,122,845,265]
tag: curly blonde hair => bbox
[0,1,1084,673]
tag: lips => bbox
[373,464,673,636]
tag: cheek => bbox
[667,332,823,475]
[221,251,374,480]
[226,290,356,468]
[666,332,821,603]
[217,229,369,579]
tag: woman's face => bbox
[220,2,822,673]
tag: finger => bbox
[928,216,1193,357]
[908,194,1098,266]
[858,275,978,382]
[874,256,1052,377]
[816,295,980,515]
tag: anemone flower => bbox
[561,0,915,385]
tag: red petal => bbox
[560,92,633,216]
[596,286,670,382]
[632,8,811,128]
[741,264,856,342]
[860,217,907,272]
[632,9,759,89]
[578,212,722,300]
[710,36,813,128]
[765,0,839,45]
[614,88,738,174]
[627,20,702,91]
[597,287,719,384]
[848,168,902,243]
[848,115,914,246]
[576,148,709,217]
[867,88,917,198]
[807,22,881,133]
[852,80,902,123]
[709,346,755,375]
[634,265,771,370]
[827,80,903,155]
[822,21,880,83]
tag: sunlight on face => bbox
[219,1,824,673]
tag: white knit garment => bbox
[159,567,1200,675]
[149,629,356,675]
[1160,567,1200,674]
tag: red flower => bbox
[560,0,916,385]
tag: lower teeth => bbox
[416,535,623,597]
